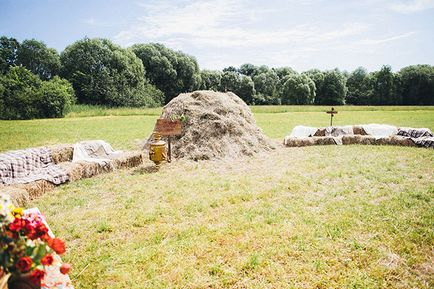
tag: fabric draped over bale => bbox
[284,124,432,148]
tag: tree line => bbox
[1,36,433,120]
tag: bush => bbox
[37,76,75,118]
[0,66,75,119]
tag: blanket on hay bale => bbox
[285,125,433,148]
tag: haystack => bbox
[156,91,272,160]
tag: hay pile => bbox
[157,90,272,160]
[284,136,336,147]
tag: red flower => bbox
[8,218,26,232]
[30,269,45,283]
[59,263,71,275]
[47,238,66,255]
[16,256,33,273]
[41,254,54,266]
[27,223,49,240]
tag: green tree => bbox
[0,36,19,74]
[315,70,346,105]
[279,74,316,104]
[398,64,434,105]
[346,67,373,104]
[199,70,222,91]
[16,39,61,80]
[370,65,399,105]
[0,66,75,119]
[239,63,259,77]
[61,38,163,107]
[252,70,280,104]
[220,71,255,104]
[131,43,200,103]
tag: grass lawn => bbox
[1,105,433,152]
[1,106,433,288]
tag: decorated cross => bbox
[326,107,338,126]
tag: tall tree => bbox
[346,67,373,104]
[16,39,61,80]
[132,43,201,103]
[398,64,434,105]
[370,65,399,105]
[61,38,163,107]
[199,70,222,91]
[315,70,347,105]
[279,74,316,104]
[0,36,19,74]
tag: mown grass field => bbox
[1,105,433,152]
[1,105,433,288]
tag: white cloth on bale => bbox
[72,140,122,164]
[361,124,398,139]
[289,126,318,138]
[325,125,354,145]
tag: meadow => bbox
[0,105,433,288]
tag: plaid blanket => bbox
[397,127,433,138]
[397,128,434,148]
[0,148,69,185]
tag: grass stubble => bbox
[33,144,433,288]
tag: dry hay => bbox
[14,180,55,200]
[389,135,416,147]
[112,151,144,169]
[313,128,326,136]
[0,186,30,207]
[58,161,113,182]
[352,125,368,135]
[342,135,377,145]
[154,90,272,161]
[284,136,337,147]
[49,144,74,163]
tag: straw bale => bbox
[313,136,336,145]
[342,135,376,145]
[313,128,326,136]
[58,161,113,182]
[352,126,368,135]
[284,137,315,147]
[0,186,30,207]
[48,144,74,163]
[113,151,144,169]
[15,180,55,200]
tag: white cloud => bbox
[389,0,434,13]
[114,0,368,49]
[359,31,417,45]
[81,17,113,27]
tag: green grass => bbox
[33,146,433,288]
[1,106,433,152]
[1,105,433,288]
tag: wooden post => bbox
[326,107,338,127]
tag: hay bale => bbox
[313,136,336,145]
[313,128,326,136]
[0,187,30,207]
[342,135,376,145]
[151,90,272,161]
[49,144,74,163]
[389,135,417,147]
[353,126,368,135]
[113,151,144,169]
[284,137,315,147]
[58,161,113,182]
[15,180,55,200]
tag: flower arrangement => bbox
[0,194,70,286]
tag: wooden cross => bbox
[326,107,338,126]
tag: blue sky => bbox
[1,0,433,72]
